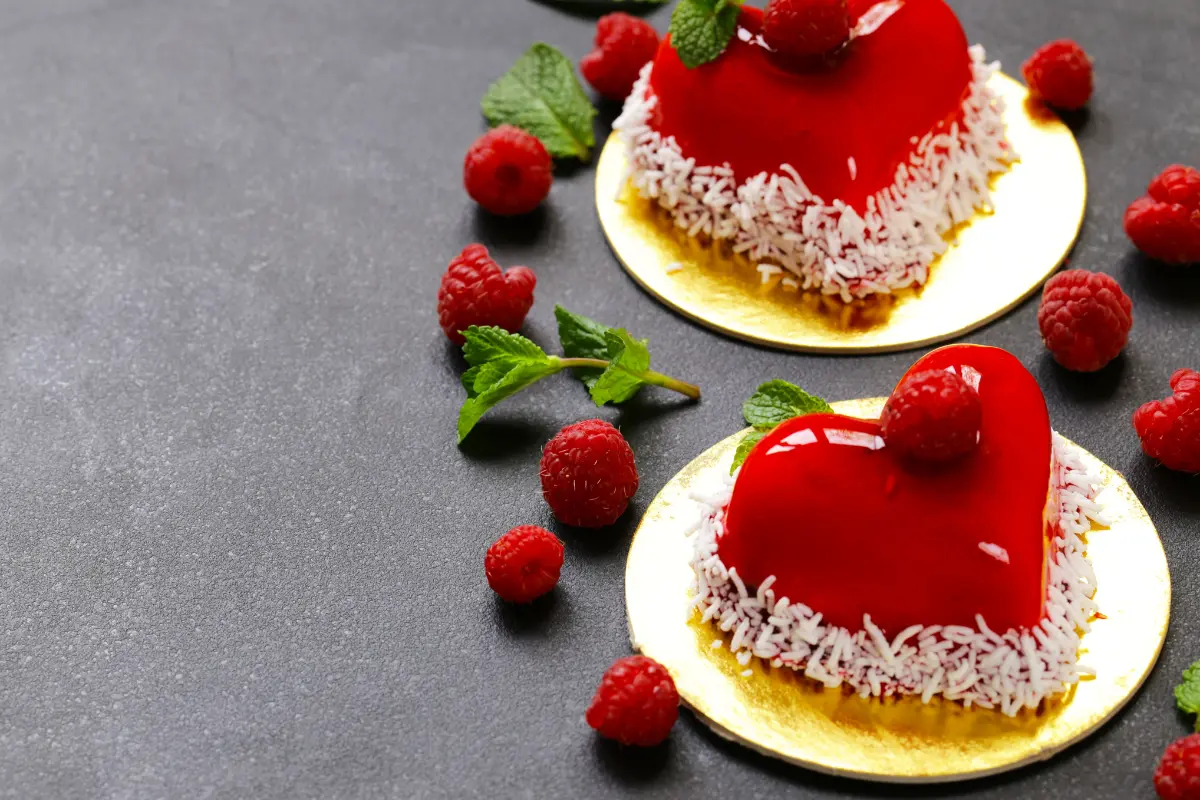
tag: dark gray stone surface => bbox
[0,0,1197,797]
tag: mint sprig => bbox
[1175,660,1200,731]
[481,43,598,160]
[669,0,743,69]
[456,311,700,443]
[730,379,832,473]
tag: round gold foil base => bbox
[625,398,1169,783]
[596,73,1087,353]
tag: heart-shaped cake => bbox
[720,345,1054,636]
[614,0,1014,301]
[688,344,1105,715]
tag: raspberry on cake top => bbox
[614,0,1016,302]
[688,345,1106,716]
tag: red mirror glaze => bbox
[719,345,1055,636]
[647,0,973,210]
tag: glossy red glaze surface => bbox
[648,0,973,210]
[719,345,1054,636]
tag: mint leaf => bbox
[730,430,766,474]
[457,327,563,442]
[1175,661,1200,731]
[669,0,742,70]
[458,361,561,443]
[742,380,833,430]
[462,326,548,367]
[481,43,597,160]
[555,305,610,389]
[591,329,652,406]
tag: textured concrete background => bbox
[0,0,1197,797]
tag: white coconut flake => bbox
[613,48,1016,302]
[685,433,1105,716]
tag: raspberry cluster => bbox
[1037,270,1133,373]
[436,244,536,345]
[1125,164,1200,265]
[1021,39,1094,110]
[540,420,639,528]
[881,369,982,462]
[1134,369,1200,474]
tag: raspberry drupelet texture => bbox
[436,244,536,345]
[1021,39,1093,111]
[762,0,852,59]
[1037,270,1133,372]
[586,655,679,747]
[1149,165,1200,209]
[1125,165,1200,264]
[580,13,661,102]
[881,369,982,462]
[463,125,553,216]
[540,420,639,528]
[1133,368,1200,474]
[485,525,565,603]
[1155,734,1200,800]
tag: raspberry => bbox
[586,655,679,747]
[1125,165,1200,264]
[484,525,565,603]
[762,0,851,59]
[540,420,638,528]
[463,125,553,216]
[1155,734,1200,800]
[1037,269,1133,372]
[580,13,661,102]
[1149,164,1200,209]
[1021,39,1093,111]
[881,369,982,462]
[436,244,536,345]
[1133,368,1200,474]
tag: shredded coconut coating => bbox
[687,434,1106,716]
[613,46,1016,302]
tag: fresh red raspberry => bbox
[763,0,851,59]
[1155,734,1200,800]
[1021,39,1093,111]
[463,125,552,216]
[484,525,565,603]
[436,244,536,345]
[540,420,638,528]
[586,655,679,747]
[1133,369,1200,474]
[881,369,982,462]
[1125,165,1200,264]
[580,13,660,102]
[1037,269,1133,372]
[1149,164,1200,209]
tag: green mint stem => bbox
[556,357,609,370]
[638,369,702,400]
[555,358,702,400]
